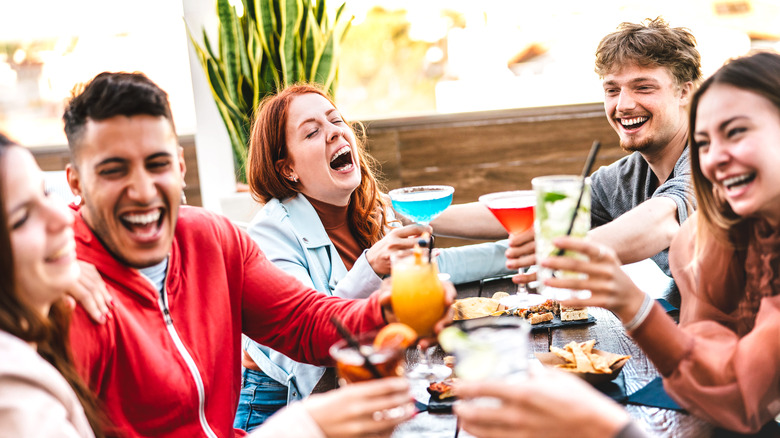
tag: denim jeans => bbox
[233,368,288,432]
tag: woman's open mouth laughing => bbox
[330,145,355,172]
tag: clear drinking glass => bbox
[388,185,454,227]
[449,318,531,406]
[531,175,592,300]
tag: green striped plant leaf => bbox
[187,0,351,183]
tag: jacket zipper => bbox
[157,283,218,438]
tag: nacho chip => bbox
[570,342,596,373]
[549,340,630,375]
[606,354,632,368]
[550,346,575,363]
[555,363,577,370]
[588,353,612,373]
[580,339,596,354]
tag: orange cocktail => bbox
[329,335,406,384]
[390,251,446,338]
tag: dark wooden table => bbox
[392,276,715,438]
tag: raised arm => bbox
[588,196,680,264]
[248,204,385,299]
[429,202,508,240]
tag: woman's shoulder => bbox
[249,197,293,230]
[248,196,313,243]
[0,331,39,371]
[254,195,314,221]
[0,333,94,437]
[0,331,75,401]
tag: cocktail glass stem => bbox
[407,345,451,381]
[515,265,538,298]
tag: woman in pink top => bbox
[542,51,780,434]
[0,134,104,437]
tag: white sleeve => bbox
[248,402,326,438]
[330,250,383,299]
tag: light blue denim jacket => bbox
[244,194,512,402]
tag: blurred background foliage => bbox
[337,6,454,118]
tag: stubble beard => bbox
[619,133,659,154]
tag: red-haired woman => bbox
[235,84,511,431]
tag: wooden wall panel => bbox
[362,103,627,247]
[364,103,626,207]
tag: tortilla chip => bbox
[588,353,612,374]
[570,342,596,373]
[580,340,596,354]
[607,354,632,368]
[555,363,577,370]
[550,346,575,363]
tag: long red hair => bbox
[247,84,389,249]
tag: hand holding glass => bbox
[442,318,531,407]
[329,331,406,385]
[390,249,451,381]
[479,190,545,308]
[532,175,592,300]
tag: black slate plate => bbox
[455,314,597,332]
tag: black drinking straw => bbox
[329,316,382,379]
[555,140,601,257]
[416,236,434,263]
[428,234,435,264]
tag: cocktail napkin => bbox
[597,372,627,403]
[627,376,683,411]
[656,298,678,313]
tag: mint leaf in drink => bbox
[543,192,567,203]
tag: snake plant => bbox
[188,0,352,183]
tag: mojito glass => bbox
[532,175,591,300]
[440,318,531,407]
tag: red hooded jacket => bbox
[68,206,385,437]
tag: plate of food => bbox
[535,340,631,385]
[452,292,595,331]
[426,378,457,413]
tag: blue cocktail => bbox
[388,185,454,225]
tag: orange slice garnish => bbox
[373,323,418,350]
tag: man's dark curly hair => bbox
[63,72,175,161]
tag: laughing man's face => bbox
[602,64,691,154]
[67,114,185,268]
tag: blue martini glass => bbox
[388,185,454,381]
[388,185,454,226]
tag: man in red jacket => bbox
[62,72,448,437]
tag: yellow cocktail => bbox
[390,251,446,338]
